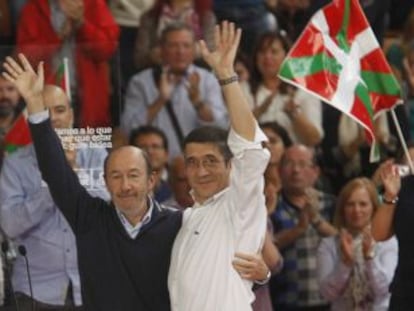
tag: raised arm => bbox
[371,162,401,241]
[199,21,255,141]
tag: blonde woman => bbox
[317,178,398,310]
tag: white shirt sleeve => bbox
[28,110,49,124]
[227,123,270,253]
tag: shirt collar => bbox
[191,187,229,208]
[116,197,154,238]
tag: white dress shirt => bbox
[168,124,270,311]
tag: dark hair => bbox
[104,147,153,178]
[183,126,233,162]
[160,22,195,45]
[150,0,212,20]
[395,141,414,164]
[250,31,292,96]
[235,51,252,75]
[280,144,317,167]
[259,121,293,147]
[129,125,169,152]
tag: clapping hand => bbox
[159,66,175,101]
[304,188,320,219]
[362,227,375,260]
[340,228,354,266]
[186,72,201,104]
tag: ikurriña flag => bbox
[278,0,402,161]
[4,112,31,153]
[47,58,72,102]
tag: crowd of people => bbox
[0,0,413,310]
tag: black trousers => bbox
[389,293,412,311]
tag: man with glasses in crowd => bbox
[269,144,337,310]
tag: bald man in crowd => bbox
[0,85,109,310]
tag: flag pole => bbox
[63,57,71,103]
[390,108,414,173]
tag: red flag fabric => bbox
[279,0,402,160]
[4,113,31,153]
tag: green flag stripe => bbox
[361,71,402,96]
[337,0,351,52]
[281,55,401,98]
[5,144,19,153]
[56,64,64,82]
[280,53,342,79]
[355,83,374,117]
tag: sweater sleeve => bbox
[29,117,102,234]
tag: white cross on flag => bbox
[279,0,402,161]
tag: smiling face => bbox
[256,38,287,79]
[105,147,155,217]
[334,178,379,233]
[343,186,374,232]
[161,28,195,74]
[184,142,231,204]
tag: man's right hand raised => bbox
[3,54,45,115]
[199,21,240,80]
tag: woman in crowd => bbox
[248,31,323,147]
[134,0,215,69]
[318,177,398,310]
[261,121,292,209]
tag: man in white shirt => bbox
[168,21,270,311]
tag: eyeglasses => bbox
[185,156,223,170]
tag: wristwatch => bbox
[255,270,271,285]
[382,195,398,205]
